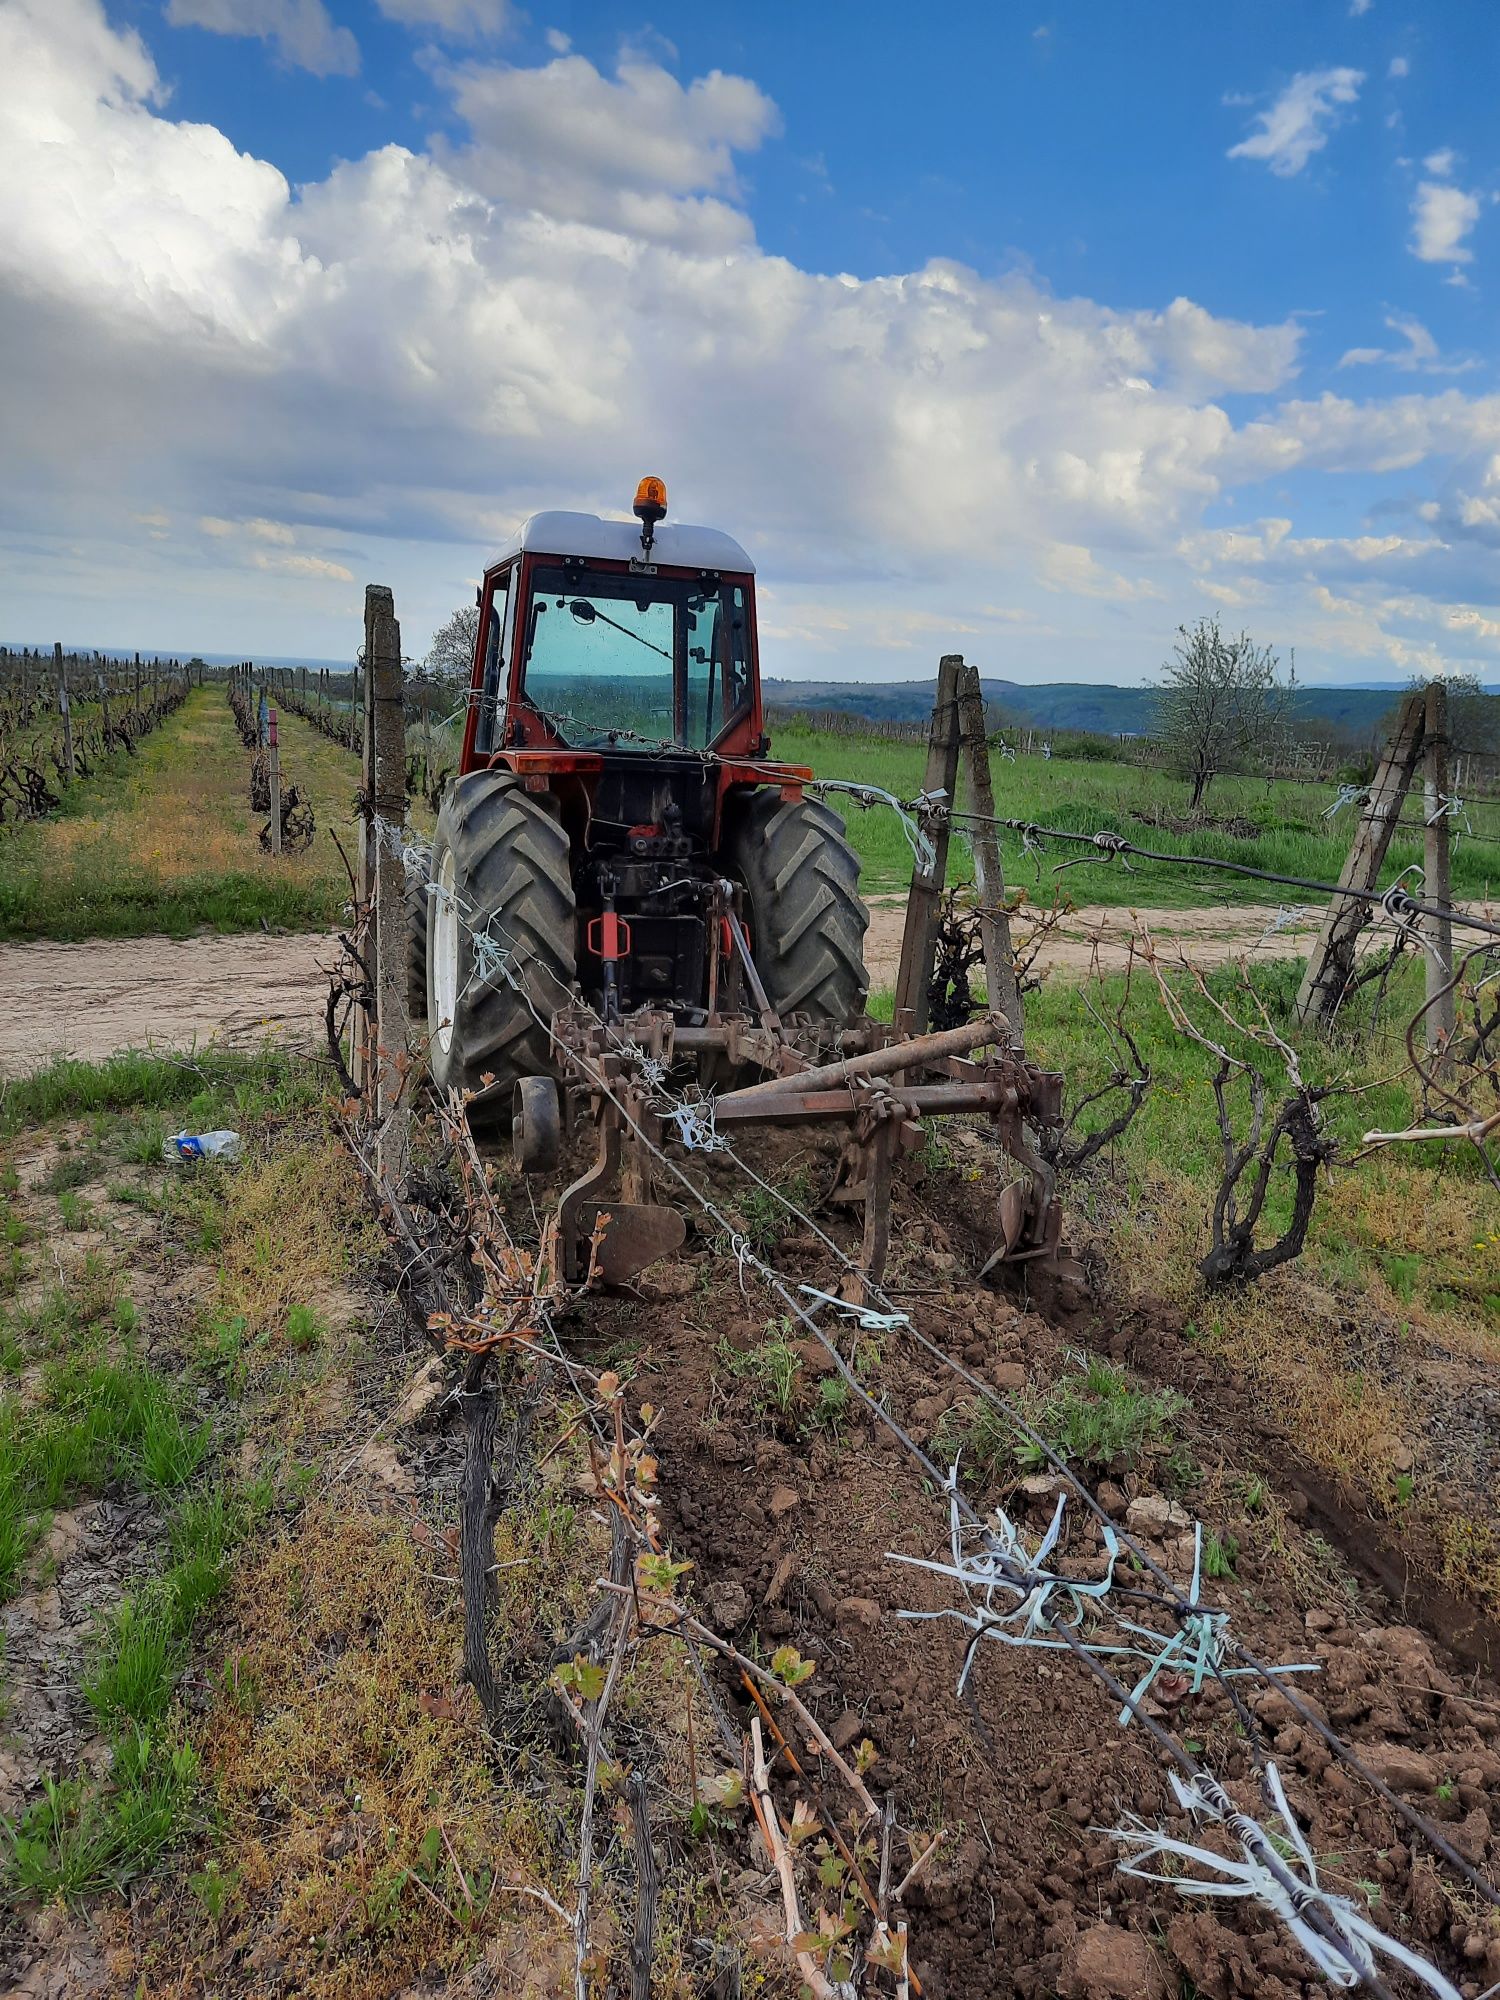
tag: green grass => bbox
[769,720,1500,905]
[0,1355,215,1599]
[84,1598,183,1727]
[0,1044,323,1137]
[1017,951,1500,1326]
[3,1730,201,1903]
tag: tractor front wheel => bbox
[723,791,869,1024]
[425,771,577,1124]
[404,841,431,1026]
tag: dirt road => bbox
[0,932,334,1073]
[0,905,1326,1075]
[862,895,1323,982]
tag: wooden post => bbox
[893,654,963,1035]
[267,706,282,856]
[1423,680,1456,1067]
[133,652,142,717]
[97,671,110,751]
[957,661,1023,1046]
[56,643,74,779]
[1295,689,1426,1025]
[367,585,410,1188]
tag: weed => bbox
[105,1180,154,1209]
[134,1387,213,1493]
[0,1043,320,1137]
[717,1326,803,1426]
[41,1152,95,1196]
[285,1302,326,1352]
[809,1377,850,1436]
[84,1598,182,1727]
[3,1729,199,1902]
[0,1356,214,1600]
[1014,1356,1188,1475]
[57,1189,91,1231]
[1439,1515,1500,1613]
[190,1858,239,1920]
[931,1396,1016,1478]
[114,1114,169,1167]
[0,1468,42,1600]
[1382,1253,1422,1305]
[734,1169,814,1257]
[0,1250,20,1305]
[1203,1531,1239,1579]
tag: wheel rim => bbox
[432,846,460,1056]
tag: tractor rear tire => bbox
[724,791,869,1024]
[426,771,577,1125]
[404,842,431,1027]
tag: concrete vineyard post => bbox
[894,653,963,1035]
[56,643,74,780]
[1423,680,1456,1067]
[268,706,282,857]
[1295,689,1426,1026]
[97,671,110,751]
[957,660,1023,1046]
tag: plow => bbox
[536,1001,1077,1299]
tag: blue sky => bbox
[1,0,1497,683]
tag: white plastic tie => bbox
[1107,1761,1461,1998]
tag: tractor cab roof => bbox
[494,509,755,575]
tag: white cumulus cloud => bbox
[436,48,780,249]
[1410,178,1482,267]
[1227,67,1364,176]
[1337,312,1474,375]
[164,0,358,76]
[3,0,1499,682]
[374,0,509,36]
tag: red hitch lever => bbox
[586,911,632,960]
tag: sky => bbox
[1,0,1497,685]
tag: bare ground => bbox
[0,932,334,1073]
[0,906,1325,1076]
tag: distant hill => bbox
[763,677,1428,740]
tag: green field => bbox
[3,689,1493,942]
[772,720,1500,904]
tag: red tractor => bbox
[412,479,870,1121]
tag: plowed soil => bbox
[560,1131,1500,2000]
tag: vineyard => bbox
[0,635,1497,2000]
[0,647,194,826]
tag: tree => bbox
[1384,672,1499,757]
[1154,618,1294,810]
[425,603,480,687]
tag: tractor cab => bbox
[421,480,869,1117]
[461,479,769,777]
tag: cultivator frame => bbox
[522,997,1075,1302]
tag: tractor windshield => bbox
[521,564,750,752]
